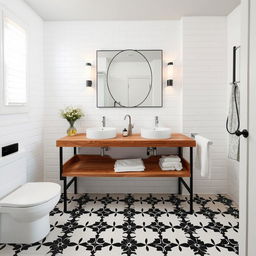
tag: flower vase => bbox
[67,121,77,136]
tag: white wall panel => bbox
[0,0,44,182]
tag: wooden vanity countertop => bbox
[56,133,196,148]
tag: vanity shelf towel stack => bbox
[159,155,183,171]
[114,159,145,172]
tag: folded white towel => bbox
[114,168,145,173]
[114,166,145,171]
[159,159,181,167]
[160,155,181,163]
[114,159,145,171]
[195,135,212,178]
[159,162,183,171]
[160,161,183,169]
[161,167,182,171]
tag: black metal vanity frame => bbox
[59,145,194,214]
[178,147,193,213]
[59,147,78,212]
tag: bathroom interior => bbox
[0,0,253,255]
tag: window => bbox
[0,11,28,114]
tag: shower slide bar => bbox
[232,45,241,85]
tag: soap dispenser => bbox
[122,128,128,137]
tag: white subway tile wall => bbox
[44,19,229,195]
[0,0,235,198]
[0,0,44,182]
[182,17,228,194]
[44,21,182,193]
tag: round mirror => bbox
[107,50,152,107]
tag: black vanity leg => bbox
[74,177,78,194]
[178,178,182,194]
[60,147,68,213]
[178,147,182,195]
[63,177,68,213]
[59,147,63,180]
[74,147,78,194]
[190,147,193,214]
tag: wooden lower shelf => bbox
[63,155,191,177]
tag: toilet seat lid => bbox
[0,182,61,208]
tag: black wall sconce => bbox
[167,62,173,86]
[85,63,92,87]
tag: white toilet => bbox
[0,150,61,244]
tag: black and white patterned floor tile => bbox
[0,193,239,256]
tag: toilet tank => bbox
[0,150,27,199]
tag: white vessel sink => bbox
[141,127,171,139]
[86,127,117,139]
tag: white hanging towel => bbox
[195,135,213,178]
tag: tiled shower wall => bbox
[182,17,228,194]
[227,6,241,204]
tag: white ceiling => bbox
[24,0,240,21]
